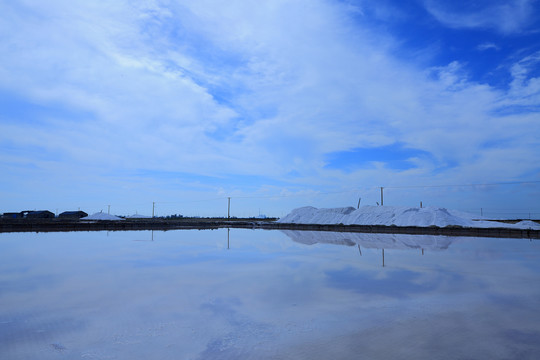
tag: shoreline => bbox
[1,218,539,239]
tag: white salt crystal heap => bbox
[279,206,540,229]
[81,212,124,221]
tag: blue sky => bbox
[1,0,539,218]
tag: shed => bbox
[2,212,23,219]
[26,210,55,219]
[58,211,88,219]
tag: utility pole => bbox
[380,187,384,206]
[108,205,110,215]
[357,197,361,209]
[228,197,231,219]
[152,202,155,218]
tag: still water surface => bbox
[1,229,539,359]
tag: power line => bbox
[231,180,540,199]
[152,189,365,202]
[76,180,540,208]
[383,180,540,189]
[231,190,356,199]
[155,197,225,204]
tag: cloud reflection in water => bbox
[0,229,539,359]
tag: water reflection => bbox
[281,230,457,267]
[132,230,154,242]
[282,230,455,250]
[326,267,439,297]
[0,229,539,360]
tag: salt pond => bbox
[1,229,540,359]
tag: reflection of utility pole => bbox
[357,244,362,256]
[227,228,230,249]
[382,248,385,267]
[152,230,154,242]
[422,248,424,255]
[380,187,384,206]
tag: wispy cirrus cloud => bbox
[423,0,537,34]
[477,42,500,51]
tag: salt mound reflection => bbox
[281,230,457,251]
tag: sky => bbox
[1,0,539,218]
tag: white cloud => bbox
[477,42,500,51]
[424,0,536,34]
[508,51,540,102]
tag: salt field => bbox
[1,229,540,359]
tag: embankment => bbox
[0,218,539,239]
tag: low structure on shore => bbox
[25,210,55,219]
[59,211,88,219]
[2,210,56,219]
[2,212,23,219]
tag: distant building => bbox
[58,211,88,219]
[2,212,23,219]
[26,210,55,219]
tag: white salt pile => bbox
[512,220,540,230]
[81,212,124,221]
[127,214,152,219]
[278,206,540,229]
